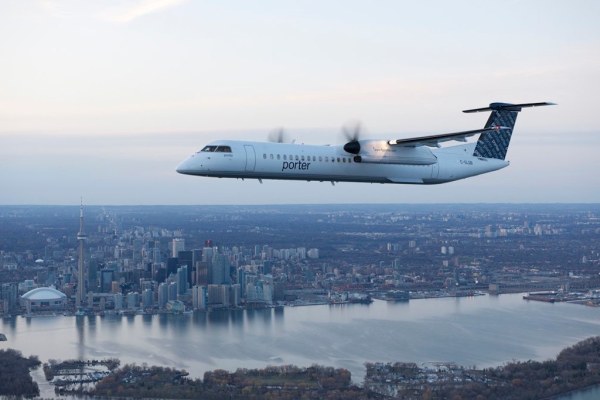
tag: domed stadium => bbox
[21,287,67,311]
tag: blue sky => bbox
[1,0,599,204]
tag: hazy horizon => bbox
[1,1,599,205]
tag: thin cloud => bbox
[101,0,188,23]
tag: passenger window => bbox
[337,157,340,162]
[301,155,305,161]
[270,154,274,159]
[295,155,299,161]
[313,156,316,161]
[283,155,287,160]
[325,156,328,162]
[277,154,280,160]
[319,156,322,162]
[263,154,267,159]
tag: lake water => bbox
[1,293,600,396]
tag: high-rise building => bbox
[178,250,194,283]
[142,289,153,309]
[166,257,179,277]
[76,201,87,308]
[127,292,139,310]
[100,269,114,293]
[207,284,223,305]
[263,261,274,275]
[237,267,246,297]
[88,259,99,293]
[152,241,161,264]
[158,283,169,309]
[202,244,214,266]
[211,253,230,285]
[195,261,209,286]
[114,293,123,310]
[177,265,189,296]
[192,249,203,283]
[192,285,207,310]
[171,238,185,257]
[230,284,241,307]
[168,282,177,301]
[0,283,18,315]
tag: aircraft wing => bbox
[387,127,504,148]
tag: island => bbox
[3,337,600,399]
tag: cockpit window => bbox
[215,146,232,153]
[201,146,217,152]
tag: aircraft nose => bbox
[176,157,194,175]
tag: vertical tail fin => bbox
[463,102,555,160]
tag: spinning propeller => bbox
[342,121,364,154]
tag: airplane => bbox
[176,102,554,185]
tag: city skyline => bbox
[1,1,599,204]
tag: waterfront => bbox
[1,293,600,389]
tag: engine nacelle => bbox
[353,144,437,165]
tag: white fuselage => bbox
[176,140,509,184]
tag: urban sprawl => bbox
[1,204,600,317]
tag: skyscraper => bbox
[76,201,87,308]
[211,253,230,285]
[178,250,194,284]
[171,238,185,257]
[177,265,189,296]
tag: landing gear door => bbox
[244,145,256,172]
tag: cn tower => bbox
[76,199,87,309]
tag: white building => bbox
[21,287,67,312]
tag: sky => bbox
[1,0,599,205]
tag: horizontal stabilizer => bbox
[463,102,556,113]
[388,127,508,148]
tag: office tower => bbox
[230,284,241,307]
[196,261,209,286]
[207,284,223,306]
[171,238,185,257]
[237,267,246,298]
[166,257,179,276]
[192,249,203,282]
[88,259,99,292]
[192,286,200,309]
[152,241,161,264]
[76,201,87,308]
[100,269,114,293]
[178,250,194,283]
[168,282,177,301]
[263,260,274,275]
[202,245,214,283]
[0,283,18,315]
[142,289,153,308]
[211,253,230,285]
[192,286,207,310]
[177,265,189,295]
[114,293,123,310]
[158,283,168,309]
[127,292,139,310]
